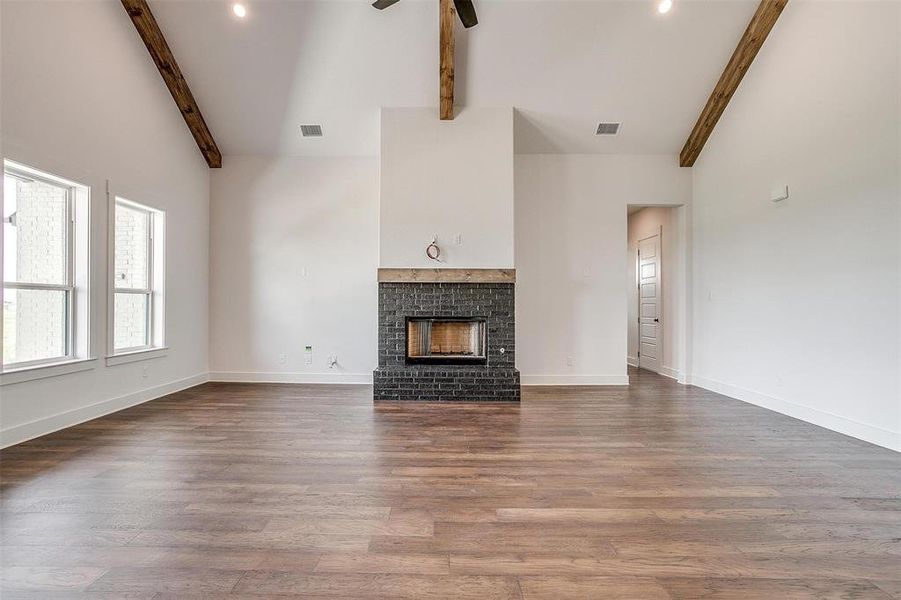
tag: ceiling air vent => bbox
[300,124,323,137]
[596,122,621,136]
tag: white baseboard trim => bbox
[659,366,682,381]
[522,374,630,386]
[625,360,686,385]
[0,372,209,449]
[690,374,901,453]
[209,371,373,384]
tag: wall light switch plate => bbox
[770,185,789,203]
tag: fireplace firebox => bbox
[406,317,487,365]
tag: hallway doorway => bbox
[627,205,685,379]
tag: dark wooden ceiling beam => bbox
[439,0,455,120]
[121,0,222,168]
[679,0,787,167]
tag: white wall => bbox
[515,155,691,384]
[691,1,901,451]
[627,207,685,380]
[209,156,378,383]
[380,107,514,268]
[898,0,901,446]
[0,1,210,447]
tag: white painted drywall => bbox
[627,207,685,380]
[207,152,690,387]
[209,156,379,382]
[897,0,901,446]
[380,107,514,268]
[690,1,901,451]
[0,1,210,447]
[515,155,691,384]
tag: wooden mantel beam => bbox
[121,0,222,168]
[378,268,515,283]
[679,0,787,167]
[439,0,455,120]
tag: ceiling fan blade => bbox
[452,0,478,28]
[372,0,401,9]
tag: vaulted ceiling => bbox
[150,0,760,156]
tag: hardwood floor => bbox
[2,368,900,599]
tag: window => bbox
[111,197,164,354]
[2,161,90,369]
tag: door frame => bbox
[637,227,663,373]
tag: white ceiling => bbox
[151,0,759,157]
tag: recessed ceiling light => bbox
[657,0,673,14]
[231,3,247,18]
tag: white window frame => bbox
[1,160,92,375]
[112,200,154,353]
[108,195,166,360]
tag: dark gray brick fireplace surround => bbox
[373,279,521,401]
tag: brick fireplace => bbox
[373,269,521,402]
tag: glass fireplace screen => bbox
[406,318,487,363]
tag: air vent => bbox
[300,124,323,137]
[596,122,620,136]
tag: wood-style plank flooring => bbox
[2,368,900,599]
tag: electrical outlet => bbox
[454,233,463,245]
[327,355,338,369]
[304,346,313,366]
[278,353,287,364]
[566,356,574,367]
[142,365,149,379]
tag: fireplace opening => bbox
[406,317,487,365]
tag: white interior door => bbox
[638,233,662,373]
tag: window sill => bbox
[105,347,169,367]
[0,357,98,386]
